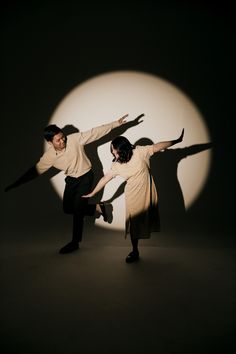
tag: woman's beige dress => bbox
[110,145,160,239]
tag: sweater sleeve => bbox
[36,150,53,175]
[78,120,120,145]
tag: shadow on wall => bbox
[141,139,212,232]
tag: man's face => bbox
[50,132,67,151]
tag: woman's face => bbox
[111,145,119,160]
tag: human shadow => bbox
[62,124,79,136]
[103,139,213,232]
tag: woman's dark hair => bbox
[44,124,62,142]
[111,136,135,163]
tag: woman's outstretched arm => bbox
[153,128,184,153]
[82,172,114,198]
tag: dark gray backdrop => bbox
[2,0,234,237]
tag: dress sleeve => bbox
[137,145,154,158]
[78,121,120,145]
[109,162,119,177]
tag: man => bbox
[5,114,128,254]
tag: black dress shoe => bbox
[59,241,79,254]
[125,251,139,263]
[99,202,113,223]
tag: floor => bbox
[1,223,235,354]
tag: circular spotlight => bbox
[47,71,212,230]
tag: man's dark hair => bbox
[44,124,62,142]
[111,136,135,163]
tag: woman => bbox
[83,128,184,263]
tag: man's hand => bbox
[117,114,129,125]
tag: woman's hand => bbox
[82,173,114,199]
[118,114,129,125]
[82,193,94,198]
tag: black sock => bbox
[131,238,139,253]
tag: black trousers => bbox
[63,170,96,243]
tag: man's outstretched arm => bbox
[79,114,128,144]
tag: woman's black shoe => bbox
[125,251,139,263]
[59,241,79,254]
